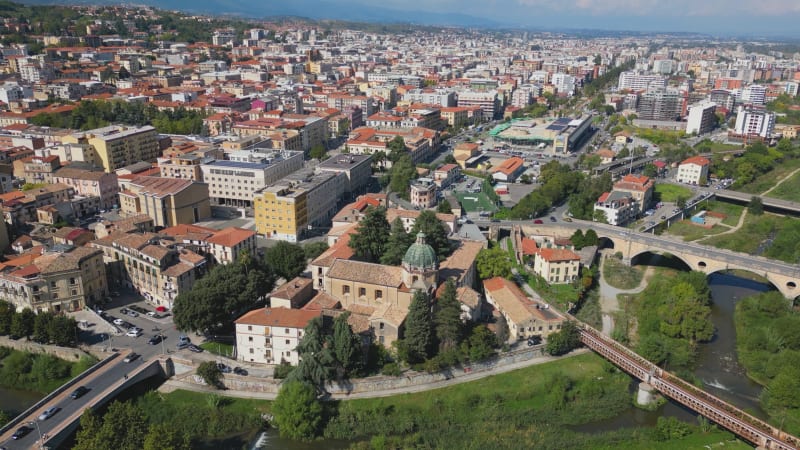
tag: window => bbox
[342,285,350,295]
[285,339,290,345]
[284,328,289,334]
[249,348,254,354]
[359,287,366,297]
[248,325,252,331]
[248,336,253,342]
[379,322,384,330]
[375,290,383,299]
[50,281,56,288]
[69,278,76,285]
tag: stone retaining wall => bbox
[0,336,93,361]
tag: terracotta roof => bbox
[206,227,255,247]
[130,176,195,197]
[303,292,341,311]
[271,277,313,301]
[492,157,524,175]
[537,248,581,263]
[235,307,320,328]
[681,156,710,166]
[521,238,539,255]
[327,260,404,287]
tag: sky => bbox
[349,0,800,36]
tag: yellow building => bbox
[120,176,211,228]
[62,125,159,173]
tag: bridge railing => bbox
[573,319,800,449]
[0,351,120,435]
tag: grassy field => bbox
[705,201,744,227]
[766,169,800,202]
[654,184,692,203]
[666,221,728,242]
[200,342,235,358]
[700,213,800,264]
[602,256,644,289]
[736,158,800,194]
[455,191,497,213]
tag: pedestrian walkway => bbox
[596,251,653,335]
[160,349,589,401]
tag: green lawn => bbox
[700,213,800,263]
[766,170,800,202]
[654,184,692,203]
[455,191,497,213]
[602,257,644,289]
[704,201,744,227]
[200,342,235,358]
[736,158,800,194]
[666,221,729,242]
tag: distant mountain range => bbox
[18,0,508,28]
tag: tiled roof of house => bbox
[235,307,320,328]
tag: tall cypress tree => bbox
[434,279,463,351]
[332,312,361,377]
[381,218,413,266]
[403,290,433,364]
[348,206,390,263]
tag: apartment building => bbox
[733,106,775,139]
[612,174,655,210]
[18,154,60,184]
[456,90,498,121]
[235,307,321,365]
[157,154,207,181]
[636,87,682,121]
[409,178,437,209]
[120,176,211,227]
[594,191,639,226]
[346,127,438,165]
[532,248,582,284]
[91,232,208,309]
[254,170,347,242]
[483,277,564,343]
[440,107,469,129]
[62,125,159,173]
[317,154,372,196]
[200,150,304,208]
[1,184,74,227]
[52,165,119,210]
[0,246,107,313]
[676,156,710,185]
[617,71,666,91]
[402,88,456,107]
[686,101,718,135]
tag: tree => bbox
[643,163,658,178]
[380,218,413,266]
[657,282,713,344]
[348,206,390,263]
[443,154,457,164]
[118,66,131,80]
[676,196,687,210]
[74,401,147,450]
[748,196,764,215]
[265,241,307,281]
[584,229,599,246]
[387,136,407,162]
[173,256,275,333]
[570,229,585,249]
[143,423,191,450]
[10,308,34,339]
[466,325,497,361]
[290,317,335,389]
[434,279,463,351]
[403,290,433,364]
[0,300,14,335]
[303,242,329,261]
[272,381,323,441]
[545,321,581,356]
[410,210,451,259]
[593,54,602,65]
[332,312,361,377]
[475,246,512,280]
[309,143,326,160]
[48,315,78,347]
[197,361,223,389]
[388,154,417,199]
[437,199,452,214]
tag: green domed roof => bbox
[403,232,437,269]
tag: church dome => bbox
[402,232,437,270]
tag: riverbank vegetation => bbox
[0,301,80,347]
[0,346,96,393]
[602,256,644,290]
[615,269,713,376]
[735,292,800,434]
[702,213,800,263]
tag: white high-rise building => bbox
[741,85,767,105]
[734,106,775,138]
[551,73,576,97]
[785,82,799,97]
[686,101,717,135]
[618,71,666,91]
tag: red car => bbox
[533,219,544,224]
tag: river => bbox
[573,271,772,433]
[0,272,773,446]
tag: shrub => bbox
[273,361,294,379]
[380,362,401,377]
[197,361,223,389]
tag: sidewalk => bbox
[159,348,589,401]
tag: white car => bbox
[113,318,125,326]
[146,311,156,317]
[126,328,143,337]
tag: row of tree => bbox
[507,161,585,219]
[31,100,206,135]
[0,301,79,347]
[348,207,453,264]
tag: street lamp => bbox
[28,420,43,449]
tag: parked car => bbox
[113,318,125,326]
[549,216,557,222]
[123,352,140,363]
[11,426,31,440]
[126,328,143,337]
[187,344,204,353]
[38,406,60,421]
[70,386,89,399]
[217,363,232,374]
[148,335,164,345]
[146,311,157,317]
[119,308,129,315]
[233,367,248,376]
[127,310,139,318]
[178,334,190,345]
[533,219,543,224]
[563,218,572,222]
